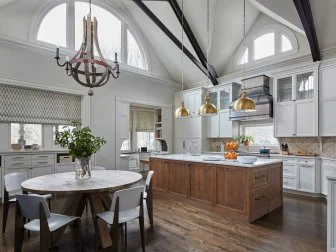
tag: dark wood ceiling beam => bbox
[132,0,218,85]
[168,0,219,81]
[292,0,321,61]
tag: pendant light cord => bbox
[181,0,184,93]
[89,0,92,14]
[206,0,210,87]
[243,0,246,90]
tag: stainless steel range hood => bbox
[229,75,273,121]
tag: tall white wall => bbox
[0,42,179,169]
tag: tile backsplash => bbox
[211,137,336,158]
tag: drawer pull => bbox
[37,156,49,158]
[255,195,266,201]
[255,175,266,179]
[37,161,49,164]
[13,157,24,160]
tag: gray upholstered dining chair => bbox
[14,194,82,252]
[2,172,52,234]
[96,186,146,252]
[144,171,154,228]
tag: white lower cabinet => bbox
[299,164,315,192]
[277,157,320,193]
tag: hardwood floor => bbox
[0,192,326,251]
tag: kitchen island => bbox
[149,154,283,222]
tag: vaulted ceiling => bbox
[0,0,335,85]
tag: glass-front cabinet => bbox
[219,89,231,110]
[208,91,218,109]
[274,67,318,137]
[277,76,292,102]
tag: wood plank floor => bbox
[0,192,326,252]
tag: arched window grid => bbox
[235,25,298,68]
[30,0,149,71]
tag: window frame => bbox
[240,122,278,147]
[30,0,150,71]
[235,25,298,68]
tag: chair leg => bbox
[146,197,154,228]
[124,223,127,252]
[139,215,145,252]
[14,202,24,252]
[77,219,82,252]
[2,200,9,233]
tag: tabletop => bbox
[21,170,143,194]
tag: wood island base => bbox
[150,157,283,223]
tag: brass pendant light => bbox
[175,0,190,118]
[232,0,256,112]
[199,0,218,116]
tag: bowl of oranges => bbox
[224,142,239,160]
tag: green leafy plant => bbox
[56,121,106,158]
[235,135,254,145]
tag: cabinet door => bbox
[295,72,314,101]
[320,100,336,136]
[209,91,218,109]
[193,93,202,117]
[295,101,317,136]
[31,166,53,178]
[207,115,219,138]
[219,111,233,137]
[299,165,315,192]
[169,161,189,196]
[274,103,294,137]
[277,76,293,103]
[219,88,231,110]
[150,159,169,191]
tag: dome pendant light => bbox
[199,0,217,116]
[233,0,256,112]
[175,0,190,119]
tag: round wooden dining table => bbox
[21,170,142,249]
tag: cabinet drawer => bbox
[252,168,269,187]
[32,154,54,160]
[283,164,297,176]
[282,158,297,165]
[283,176,297,189]
[32,159,54,167]
[5,155,30,162]
[322,159,336,168]
[5,160,31,169]
[250,185,269,221]
[298,158,315,166]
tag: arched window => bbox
[236,26,297,66]
[36,2,148,70]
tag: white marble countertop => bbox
[0,150,69,155]
[202,151,321,159]
[150,154,282,168]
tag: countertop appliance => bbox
[230,75,273,121]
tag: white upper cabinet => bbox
[206,83,240,138]
[319,65,336,136]
[274,66,319,137]
[182,90,203,117]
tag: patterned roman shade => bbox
[0,84,81,124]
[136,110,154,131]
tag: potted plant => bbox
[235,135,254,146]
[56,121,106,179]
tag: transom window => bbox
[237,27,297,66]
[37,1,148,70]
